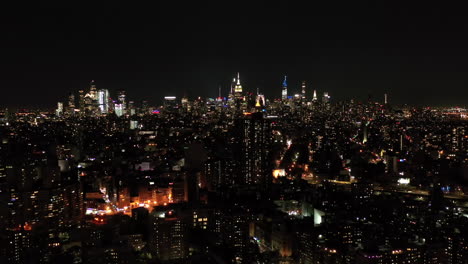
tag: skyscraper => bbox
[56,102,63,117]
[323,92,330,103]
[149,206,189,262]
[163,96,177,112]
[85,80,99,115]
[239,112,272,189]
[98,89,109,114]
[282,76,288,100]
[68,93,75,113]
[78,90,85,113]
[118,90,126,115]
[89,80,97,101]
[234,72,243,98]
[127,100,135,115]
[313,90,318,102]
[114,103,123,117]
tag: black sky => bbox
[1,2,468,108]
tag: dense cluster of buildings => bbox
[0,74,467,263]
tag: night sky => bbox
[1,2,468,108]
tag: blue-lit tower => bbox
[281,76,288,100]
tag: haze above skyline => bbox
[1,2,468,108]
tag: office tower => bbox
[0,108,8,125]
[282,76,288,100]
[323,92,330,103]
[132,207,149,237]
[56,102,63,117]
[234,72,243,98]
[114,104,123,117]
[163,96,177,112]
[118,90,126,115]
[89,80,97,101]
[5,225,32,263]
[141,100,149,114]
[450,126,466,153]
[312,90,318,102]
[68,93,75,113]
[363,122,369,144]
[129,120,138,130]
[78,89,85,112]
[219,207,250,264]
[384,93,388,104]
[255,94,265,109]
[239,112,272,189]
[98,89,109,114]
[181,97,189,113]
[127,100,135,115]
[84,80,98,115]
[301,81,306,99]
[149,206,189,262]
[107,97,115,114]
[204,158,236,191]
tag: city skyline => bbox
[1,3,468,264]
[2,3,468,107]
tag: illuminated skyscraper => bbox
[181,97,189,110]
[84,80,99,115]
[323,92,330,103]
[118,90,126,115]
[234,72,243,98]
[282,76,288,100]
[114,104,123,117]
[68,93,75,112]
[56,102,63,117]
[163,96,177,112]
[220,208,250,263]
[239,112,272,189]
[89,80,98,112]
[5,226,32,263]
[255,94,265,109]
[89,80,97,100]
[78,90,85,112]
[128,100,135,115]
[228,77,236,100]
[98,89,109,114]
[313,90,318,102]
[141,100,149,114]
[149,206,189,262]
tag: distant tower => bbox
[322,92,330,103]
[68,93,75,113]
[56,102,63,117]
[141,100,149,114]
[78,90,85,112]
[384,93,388,104]
[98,89,109,114]
[118,90,127,115]
[229,77,236,99]
[234,72,243,98]
[281,76,288,100]
[363,122,368,144]
[312,90,318,102]
[85,80,99,115]
[256,94,265,109]
[301,81,306,99]
[89,80,97,101]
